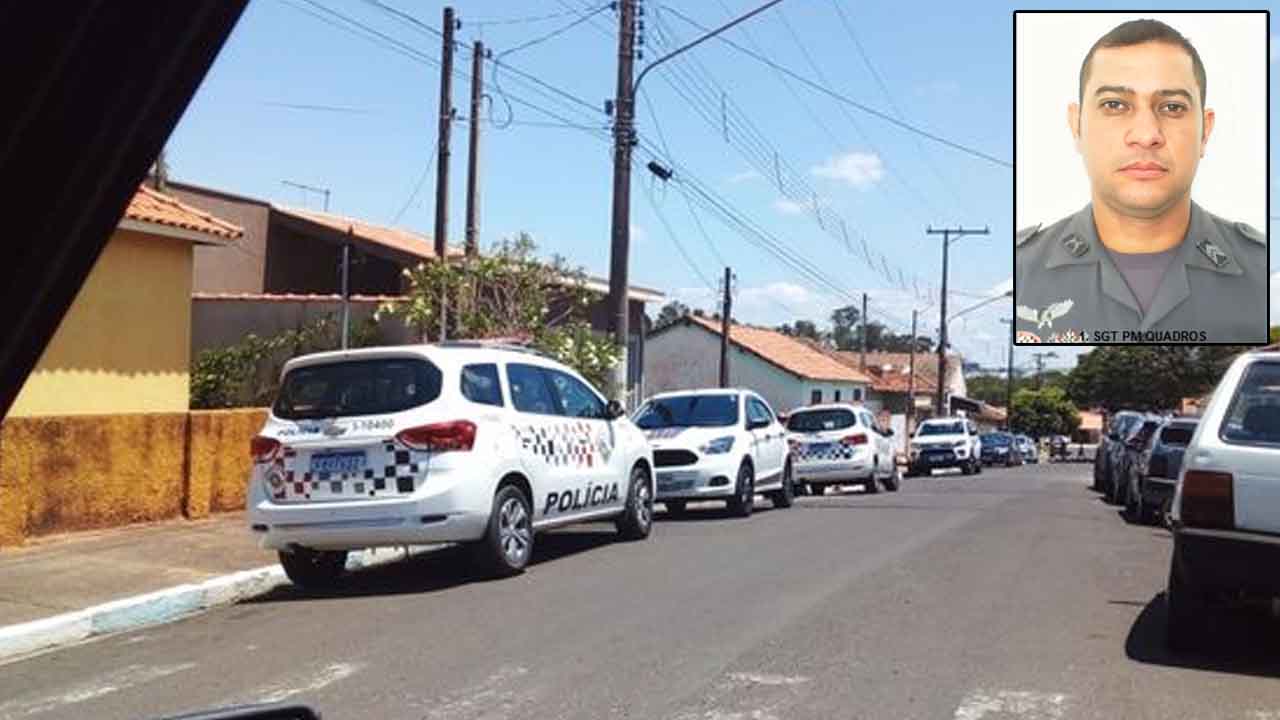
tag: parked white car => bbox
[906,417,983,476]
[1166,351,1280,650]
[784,404,899,495]
[246,343,655,587]
[632,389,794,517]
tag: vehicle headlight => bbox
[700,436,735,455]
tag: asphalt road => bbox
[3,462,1280,720]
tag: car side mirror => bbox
[606,400,625,420]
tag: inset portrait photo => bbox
[1013,11,1269,345]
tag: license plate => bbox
[807,442,834,454]
[309,451,366,474]
[657,472,694,492]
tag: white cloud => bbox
[811,152,885,190]
[772,198,818,215]
[728,169,762,184]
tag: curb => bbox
[0,545,438,665]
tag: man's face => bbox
[1068,41,1214,219]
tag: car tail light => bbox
[396,420,477,452]
[250,436,281,463]
[1180,470,1234,529]
[841,433,868,446]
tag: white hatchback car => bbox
[247,343,655,587]
[1166,351,1280,650]
[784,404,899,495]
[632,389,794,517]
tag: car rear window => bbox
[787,409,857,432]
[1159,426,1195,446]
[274,358,442,420]
[982,433,1010,445]
[1220,361,1280,447]
[635,395,738,429]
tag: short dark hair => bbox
[1078,19,1207,107]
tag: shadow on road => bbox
[1126,593,1280,678]
[246,528,620,603]
[656,503,785,522]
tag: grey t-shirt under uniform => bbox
[1108,246,1179,317]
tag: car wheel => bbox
[769,460,795,508]
[664,499,687,516]
[974,457,983,475]
[961,459,974,476]
[884,464,901,492]
[865,460,881,494]
[1166,552,1208,652]
[810,483,826,496]
[727,461,755,517]
[278,547,347,590]
[616,464,654,540]
[474,484,534,576]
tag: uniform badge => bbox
[1016,331,1042,343]
[1196,238,1230,268]
[1016,300,1074,330]
[1062,235,1089,257]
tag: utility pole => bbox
[1001,318,1013,430]
[341,227,353,349]
[464,40,484,257]
[607,0,639,403]
[1032,351,1058,389]
[908,309,918,432]
[860,292,868,372]
[927,225,990,415]
[434,6,457,341]
[719,267,733,387]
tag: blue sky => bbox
[168,0,1277,374]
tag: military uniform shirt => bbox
[1014,202,1268,344]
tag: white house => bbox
[643,315,873,416]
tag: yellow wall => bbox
[8,229,194,417]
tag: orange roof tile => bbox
[274,206,463,261]
[685,316,873,384]
[192,292,406,303]
[124,185,243,240]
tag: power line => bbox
[472,7,596,26]
[660,5,1012,169]
[392,140,437,225]
[261,101,376,114]
[496,3,610,57]
[643,180,717,293]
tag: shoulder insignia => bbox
[1233,221,1266,247]
[1015,223,1042,248]
[1196,237,1231,268]
[1061,234,1089,258]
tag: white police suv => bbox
[246,343,654,587]
[906,416,983,476]
[632,388,794,517]
[785,403,900,495]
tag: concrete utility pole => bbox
[1001,317,1013,430]
[860,292,868,372]
[719,267,733,388]
[926,225,990,415]
[908,309,918,432]
[434,6,457,341]
[464,39,484,258]
[1032,351,1058,389]
[341,227,353,349]
[608,0,784,404]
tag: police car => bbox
[784,403,900,495]
[246,343,654,587]
[905,416,983,476]
[632,388,794,517]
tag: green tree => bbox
[378,233,620,391]
[1010,386,1080,438]
[655,300,690,329]
[830,305,860,350]
[1271,326,1279,344]
[1065,345,1248,412]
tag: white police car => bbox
[632,388,794,517]
[246,343,654,587]
[785,403,900,495]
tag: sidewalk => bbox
[0,513,272,628]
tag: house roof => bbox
[1078,410,1104,431]
[192,292,405,303]
[273,206,463,262]
[123,185,243,241]
[677,316,874,384]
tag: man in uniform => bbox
[1015,19,1267,344]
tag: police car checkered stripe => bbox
[273,439,426,502]
[792,441,856,464]
[517,420,612,468]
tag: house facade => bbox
[643,316,872,415]
[9,186,241,417]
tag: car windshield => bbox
[982,433,1010,445]
[273,358,442,420]
[919,421,963,436]
[635,395,738,429]
[787,409,857,432]
[1220,361,1280,446]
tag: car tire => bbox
[865,460,881,494]
[961,459,974,476]
[884,464,901,492]
[278,547,347,590]
[727,462,755,517]
[974,458,983,475]
[616,464,654,540]
[1166,552,1208,652]
[664,499,687,516]
[810,483,826,496]
[474,484,534,577]
[769,460,795,509]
